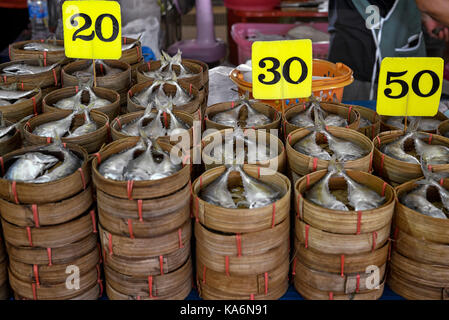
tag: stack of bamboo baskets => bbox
[92,137,193,300]
[388,179,449,300]
[0,143,102,300]
[0,228,8,299]
[192,165,291,300]
[292,169,395,300]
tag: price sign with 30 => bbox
[377,57,444,116]
[252,40,312,100]
[62,1,122,60]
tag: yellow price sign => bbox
[377,57,443,116]
[62,1,122,60]
[252,40,312,100]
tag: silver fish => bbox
[0,99,11,106]
[0,114,33,139]
[290,106,314,128]
[67,106,97,137]
[99,139,146,180]
[86,87,110,108]
[123,138,156,181]
[211,104,243,128]
[0,88,35,101]
[294,131,331,160]
[359,117,373,128]
[386,117,405,129]
[387,116,441,131]
[324,114,348,127]
[53,89,84,110]
[414,134,449,165]
[144,110,166,138]
[165,108,189,136]
[200,166,237,208]
[33,144,81,183]
[121,102,156,136]
[306,168,349,211]
[4,152,59,182]
[151,80,192,106]
[401,183,447,219]
[235,165,281,208]
[148,139,182,180]
[381,132,420,164]
[33,108,80,138]
[23,42,64,52]
[245,104,271,127]
[2,62,58,75]
[321,129,366,161]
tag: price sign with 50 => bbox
[377,57,444,116]
[62,1,122,60]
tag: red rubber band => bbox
[381,182,387,197]
[32,283,37,300]
[148,276,154,298]
[376,136,381,147]
[90,210,97,233]
[250,294,255,300]
[127,180,134,200]
[356,274,360,293]
[189,84,192,95]
[33,264,40,288]
[264,272,268,295]
[46,137,52,144]
[329,292,334,300]
[147,61,151,70]
[257,167,261,179]
[348,106,352,122]
[47,248,52,266]
[78,168,86,190]
[159,255,164,275]
[312,157,318,172]
[52,69,57,86]
[271,203,276,228]
[340,254,345,278]
[32,96,37,115]
[115,117,122,129]
[236,233,242,257]
[428,164,433,172]
[178,228,184,248]
[195,197,199,223]
[124,37,127,44]
[225,256,230,276]
[26,226,33,246]
[12,181,19,204]
[296,194,302,219]
[128,90,133,97]
[99,64,104,75]
[306,175,310,186]
[43,51,47,66]
[108,233,113,255]
[305,224,310,249]
[0,157,4,176]
[372,231,378,252]
[369,152,374,172]
[440,178,444,186]
[32,204,40,228]
[231,101,235,108]
[94,153,101,165]
[3,76,6,83]
[356,211,362,235]
[428,134,433,144]
[137,199,143,222]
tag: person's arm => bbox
[416,0,449,26]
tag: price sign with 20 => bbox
[62,1,122,60]
[252,40,312,100]
[377,57,444,116]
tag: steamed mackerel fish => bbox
[211,100,270,128]
[67,108,97,138]
[306,170,349,211]
[121,102,156,136]
[401,183,447,219]
[0,114,33,139]
[321,130,366,161]
[144,50,194,79]
[201,165,281,209]
[2,62,58,75]
[33,108,80,138]
[414,134,449,165]
[4,152,59,182]
[72,60,121,78]
[23,42,64,52]
[290,103,348,128]
[0,86,36,101]
[132,79,193,107]
[381,132,420,164]
[386,116,441,131]
[53,86,109,110]
[294,131,331,160]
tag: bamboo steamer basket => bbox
[198,279,288,300]
[5,234,98,266]
[1,210,97,248]
[0,59,61,89]
[0,283,8,300]
[195,217,289,262]
[96,181,190,234]
[130,58,144,82]
[294,276,385,300]
[196,258,288,297]
[23,110,109,154]
[283,102,360,136]
[98,205,190,239]
[136,59,203,90]
[104,258,192,299]
[373,130,449,184]
[295,219,390,255]
[99,219,191,259]
[9,40,69,65]
[105,269,192,300]
[395,178,449,245]
[201,128,286,172]
[293,238,389,275]
[192,165,291,233]
[196,240,289,277]
[0,85,42,122]
[104,242,190,277]
[9,265,99,300]
[120,37,143,65]
[388,267,449,300]
[92,137,191,199]
[286,127,374,176]
[110,109,195,147]
[43,86,120,120]
[62,59,131,105]
[9,246,99,284]
[294,170,394,234]
[14,283,100,300]
[205,101,281,131]
[184,58,209,95]
[127,80,202,120]
[293,258,386,295]
[393,228,449,267]
[0,184,93,227]
[380,112,447,133]
[390,250,449,288]
[0,120,22,156]
[0,143,90,204]
[438,119,449,137]
[351,105,380,140]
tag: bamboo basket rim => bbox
[9,40,65,54]
[0,59,61,84]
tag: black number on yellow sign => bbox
[70,13,119,43]
[384,70,440,99]
[258,57,308,86]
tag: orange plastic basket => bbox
[229,59,354,112]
